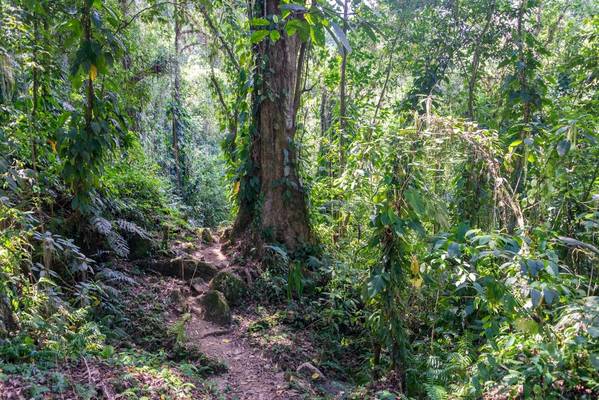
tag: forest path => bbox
[183,237,303,400]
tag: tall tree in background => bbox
[171,0,183,190]
[233,0,312,250]
[338,0,349,170]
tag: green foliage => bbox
[2,0,598,398]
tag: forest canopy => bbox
[0,0,597,399]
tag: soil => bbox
[185,238,304,400]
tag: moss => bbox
[209,271,247,306]
[199,290,231,326]
[129,236,154,260]
[199,228,214,244]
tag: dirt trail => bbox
[186,239,303,400]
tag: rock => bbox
[296,362,326,382]
[190,277,207,294]
[177,258,219,281]
[178,242,196,252]
[148,256,218,281]
[199,290,231,326]
[221,227,232,240]
[169,288,185,311]
[200,228,214,244]
[128,236,154,260]
[317,380,351,397]
[209,271,247,306]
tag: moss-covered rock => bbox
[199,290,231,326]
[209,271,247,306]
[190,277,207,294]
[128,236,154,260]
[200,228,214,244]
[172,256,219,281]
[146,256,218,281]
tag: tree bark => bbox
[31,17,40,171]
[0,291,18,335]
[172,0,182,190]
[466,1,495,120]
[317,89,333,177]
[83,3,94,135]
[512,0,532,197]
[338,0,349,170]
[233,0,312,251]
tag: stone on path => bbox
[209,271,247,306]
[199,290,231,326]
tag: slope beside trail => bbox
[181,238,304,400]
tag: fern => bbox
[168,313,191,346]
[116,219,150,239]
[96,267,136,285]
[423,383,448,400]
[91,216,154,258]
[91,217,129,257]
[92,217,112,235]
[106,231,129,258]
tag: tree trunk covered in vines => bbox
[233,0,311,251]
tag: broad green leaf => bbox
[250,18,270,27]
[531,288,542,308]
[515,318,539,334]
[269,30,281,42]
[310,24,325,47]
[556,139,571,157]
[250,30,270,44]
[330,21,351,54]
[286,19,309,42]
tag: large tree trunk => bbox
[233,0,311,251]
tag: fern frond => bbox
[106,232,129,257]
[116,219,150,239]
[96,267,136,285]
[91,216,130,257]
[424,383,448,400]
[92,217,112,235]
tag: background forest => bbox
[0,0,597,399]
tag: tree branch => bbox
[117,1,174,33]
[191,5,240,71]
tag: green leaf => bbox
[250,18,270,27]
[509,139,523,148]
[447,242,460,258]
[531,288,542,308]
[367,274,386,298]
[515,318,539,334]
[588,326,599,338]
[280,4,307,12]
[405,188,425,215]
[310,24,325,47]
[330,21,351,54]
[286,19,309,42]
[543,288,558,305]
[269,30,281,42]
[250,30,270,44]
[556,139,571,157]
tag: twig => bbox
[83,356,93,387]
